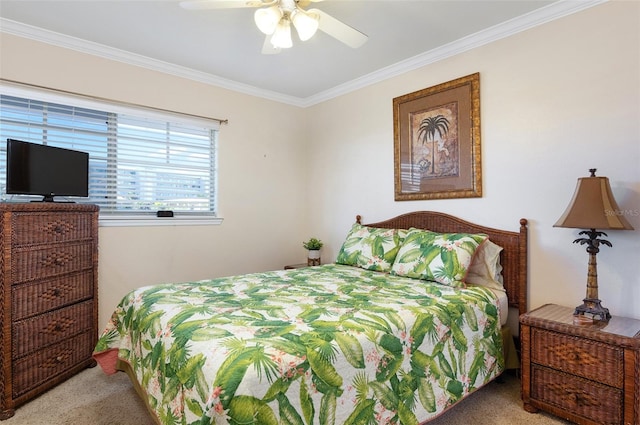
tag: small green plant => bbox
[302,238,323,250]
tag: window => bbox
[0,85,220,225]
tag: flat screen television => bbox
[5,139,89,202]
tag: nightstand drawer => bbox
[531,365,622,425]
[11,242,93,283]
[11,212,95,246]
[531,327,624,388]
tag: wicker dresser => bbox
[520,304,640,425]
[0,202,99,419]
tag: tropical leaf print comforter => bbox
[93,264,504,425]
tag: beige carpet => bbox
[5,368,570,425]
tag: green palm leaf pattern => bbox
[391,231,487,287]
[336,224,403,272]
[94,264,504,425]
[344,399,376,425]
[334,332,365,368]
[417,377,437,413]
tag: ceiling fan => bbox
[179,0,368,54]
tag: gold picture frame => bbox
[393,73,481,201]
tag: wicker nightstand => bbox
[520,304,640,425]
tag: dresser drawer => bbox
[11,331,94,398]
[11,271,94,320]
[12,300,94,358]
[531,365,622,425]
[11,242,94,283]
[10,212,95,246]
[531,327,624,388]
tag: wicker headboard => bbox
[358,211,528,316]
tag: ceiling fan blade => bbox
[262,35,282,54]
[313,9,367,49]
[179,0,268,10]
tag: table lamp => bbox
[554,169,634,321]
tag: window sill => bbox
[99,215,224,227]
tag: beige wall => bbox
[307,1,640,323]
[1,0,638,331]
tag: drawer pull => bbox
[40,285,69,301]
[41,349,72,369]
[42,318,74,334]
[44,220,74,236]
[559,388,598,408]
[40,252,74,268]
[569,392,588,407]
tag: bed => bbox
[93,211,528,425]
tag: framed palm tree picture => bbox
[393,73,482,200]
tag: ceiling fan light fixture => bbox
[270,18,292,49]
[254,6,282,35]
[291,9,319,41]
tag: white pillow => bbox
[465,239,504,291]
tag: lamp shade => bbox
[554,169,634,230]
[292,9,319,41]
[254,6,282,35]
[270,18,293,49]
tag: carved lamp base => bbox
[574,298,611,322]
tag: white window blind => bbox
[0,87,219,221]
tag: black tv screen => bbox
[6,139,89,202]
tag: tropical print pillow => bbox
[391,229,488,287]
[336,223,403,272]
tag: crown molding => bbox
[0,18,307,107]
[302,0,607,107]
[0,0,606,108]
